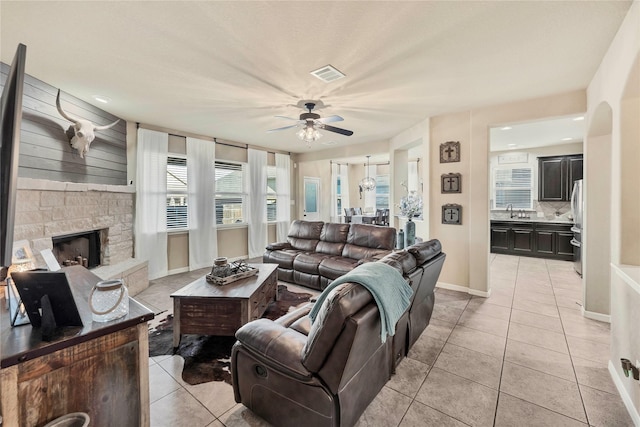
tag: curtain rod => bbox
[136,123,291,156]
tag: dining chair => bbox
[354,207,362,215]
[375,209,384,225]
[344,208,352,223]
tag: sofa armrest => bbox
[266,242,292,251]
[235,319,312,379]
[274,303,313,328]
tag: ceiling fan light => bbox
[296,124,322,147]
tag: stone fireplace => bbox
[12,178,148,295]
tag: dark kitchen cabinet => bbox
[557,230,574,257]
[538,154,583,201]
[535,230,555,255]
[512,226,534,254]
[490,226,510,251]
[491,221,573,260]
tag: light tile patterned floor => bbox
[136,255,635,426]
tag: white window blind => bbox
[267,166,277,222]
[494,167,533,209]
[215,161,246,225]
[336,175,343,216]
[167,156,188,230]
[376,174,390,210]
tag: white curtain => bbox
[275,153,291,242]
[364,164,377,211]
[408,160,419,192]
[340,164,350,213]
[248,149,267,258]
[135,129,168,280]
[330,162,339,222]
[187,137,217,270]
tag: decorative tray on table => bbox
[206,259,258,286]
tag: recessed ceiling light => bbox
[310,65,346,83]
[501,126,512,130]
[561,137,573,141]
[93,95,111,104]
[508,143,517,147]
[573,116,585,121]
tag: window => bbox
[215,161,246,225]
[493,167,533,209]
[267,166,277,222]
[375,174,390,210]
[336,175,343,217]
[167,156,188,230]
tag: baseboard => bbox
[582,308,611,323]
[167,267,189,275]
[436,282,491,298]
[608,360,640,426]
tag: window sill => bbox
[217,223,248,230]
[168,229,188,235]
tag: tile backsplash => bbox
[490,200,572,221]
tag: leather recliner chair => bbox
[232,239,446,427]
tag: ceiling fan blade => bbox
[322,124,353,136]
[316,115,344,124]
[274,115,303,122]
[267,124,301,132]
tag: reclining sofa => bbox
[263,220,397,290]
[232,238,446,427]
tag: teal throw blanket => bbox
[309,262,413,343]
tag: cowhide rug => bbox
[148,284,312,385]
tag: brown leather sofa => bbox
[263,220,397,290]
[232,239,445,427]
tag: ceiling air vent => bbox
[310,65,346,83]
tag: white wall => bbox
[585,1,640,422]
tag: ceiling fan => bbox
[267,102,353,146]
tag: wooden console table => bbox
[171,263,277,348]
[0,266,154,427]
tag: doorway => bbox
[303,177,320,220]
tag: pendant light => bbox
[359,155,376,191]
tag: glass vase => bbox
[405,218,416,247]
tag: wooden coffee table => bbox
[170,263,278,348]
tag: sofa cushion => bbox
[318,257,359,280]
[347,224,396,250]
[380,250,417,275]
[316,223,350,255]
[342,245,391,261]
[267,249,304,269]
[407,240,442,264]
[288,220,324,251]
[294,252,332,274]
[302,283,373,372]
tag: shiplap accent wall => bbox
[0,63,127,185]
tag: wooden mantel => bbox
[0,266,154,426]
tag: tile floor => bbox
[135,255,635,426]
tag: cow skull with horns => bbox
[56,89,120,158]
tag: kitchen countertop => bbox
[491,217,574,224]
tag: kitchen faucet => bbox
[506,203,515,218]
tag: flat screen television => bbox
[0,43,26,280]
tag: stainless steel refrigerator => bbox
[570,179,583,276]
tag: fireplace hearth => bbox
[52,230,102,269]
